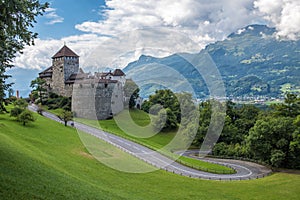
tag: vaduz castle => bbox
[39,45,126,120]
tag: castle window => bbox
[91,84,94,88]
[105,83,108,88]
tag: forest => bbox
[142,90,300,169]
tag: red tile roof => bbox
[52,45,79,58]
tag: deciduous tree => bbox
[30,77,47,104]
[0,0,48,112]
[57,110,73,126]
[18,109,35,126]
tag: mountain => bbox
[123,25,300,99]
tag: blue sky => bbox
[35,0,106,39]
[8,0,300,97]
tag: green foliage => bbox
[0,0,48,113]
[44,93,71,111]
[270,150,286,168]
[9,98,35,126]
[272,93,300,117]
[10,107,24,118]
[212,142,249,158]
[57,110,73,126]
[142,89,181,131]
[18,109,35,126]
[152,108,177,132]
[142,89,179,114]
[247,116,295,167]
[192,94,300,169]
[13,98,28,110]
[142,90,198,133]
[10,98,28,118]
[30,77,47,104]
[124,79,140,109]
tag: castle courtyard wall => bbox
[72,81,124,120]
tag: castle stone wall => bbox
[72,81,124,120]
[51,57,79,97]
[64,84,74,97]
[64,57,79,81]
[52,58,65,96]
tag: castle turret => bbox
[51,45,79,96]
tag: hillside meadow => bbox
[75,109,235,174]
[1,112,300,199]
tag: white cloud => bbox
[72,0,260,69]
[14,0,300,72]
[254,0,300,40]
[76,0,258,43]
[14,34,108,70]
[44,7,64,25]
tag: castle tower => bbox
[51,45,79,96]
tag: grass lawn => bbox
[75,109,235,174]
[0,111,300,199]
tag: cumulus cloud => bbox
[254,0,300,40]
[72,0,261,69]
[14,34,108,70]
[76,0,259,44]
[44,7,64,25]
[14,0,300,72]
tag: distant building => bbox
[39,45,127,120]
[39,45,80,97]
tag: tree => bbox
[57,110,73,126]
[142,89,180,120]
[273,93,300,117]
[124,79,139,109]
[10,98,28,118]
[0,0,48,112]
[9,98,35,126]
[246,116,295,167]
[289,116,300,169]
[270,150,285,168]
[152,108,177,132]
[30,77,47,104]
[10,107,24,118]
[8,88,14,98]
[13,98,28,110]
[18,109,35,126]
[142,89,187,132]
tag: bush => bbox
[10,107,24,117]
[18,110,35,126]
[45,95,71,111]
[270,150,286,168]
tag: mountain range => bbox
[123,25,300,99]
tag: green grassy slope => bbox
[1,112,300,199]
[76,109,235,174]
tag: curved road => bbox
[29,104,272,180]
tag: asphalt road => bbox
[28,104,272,180]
